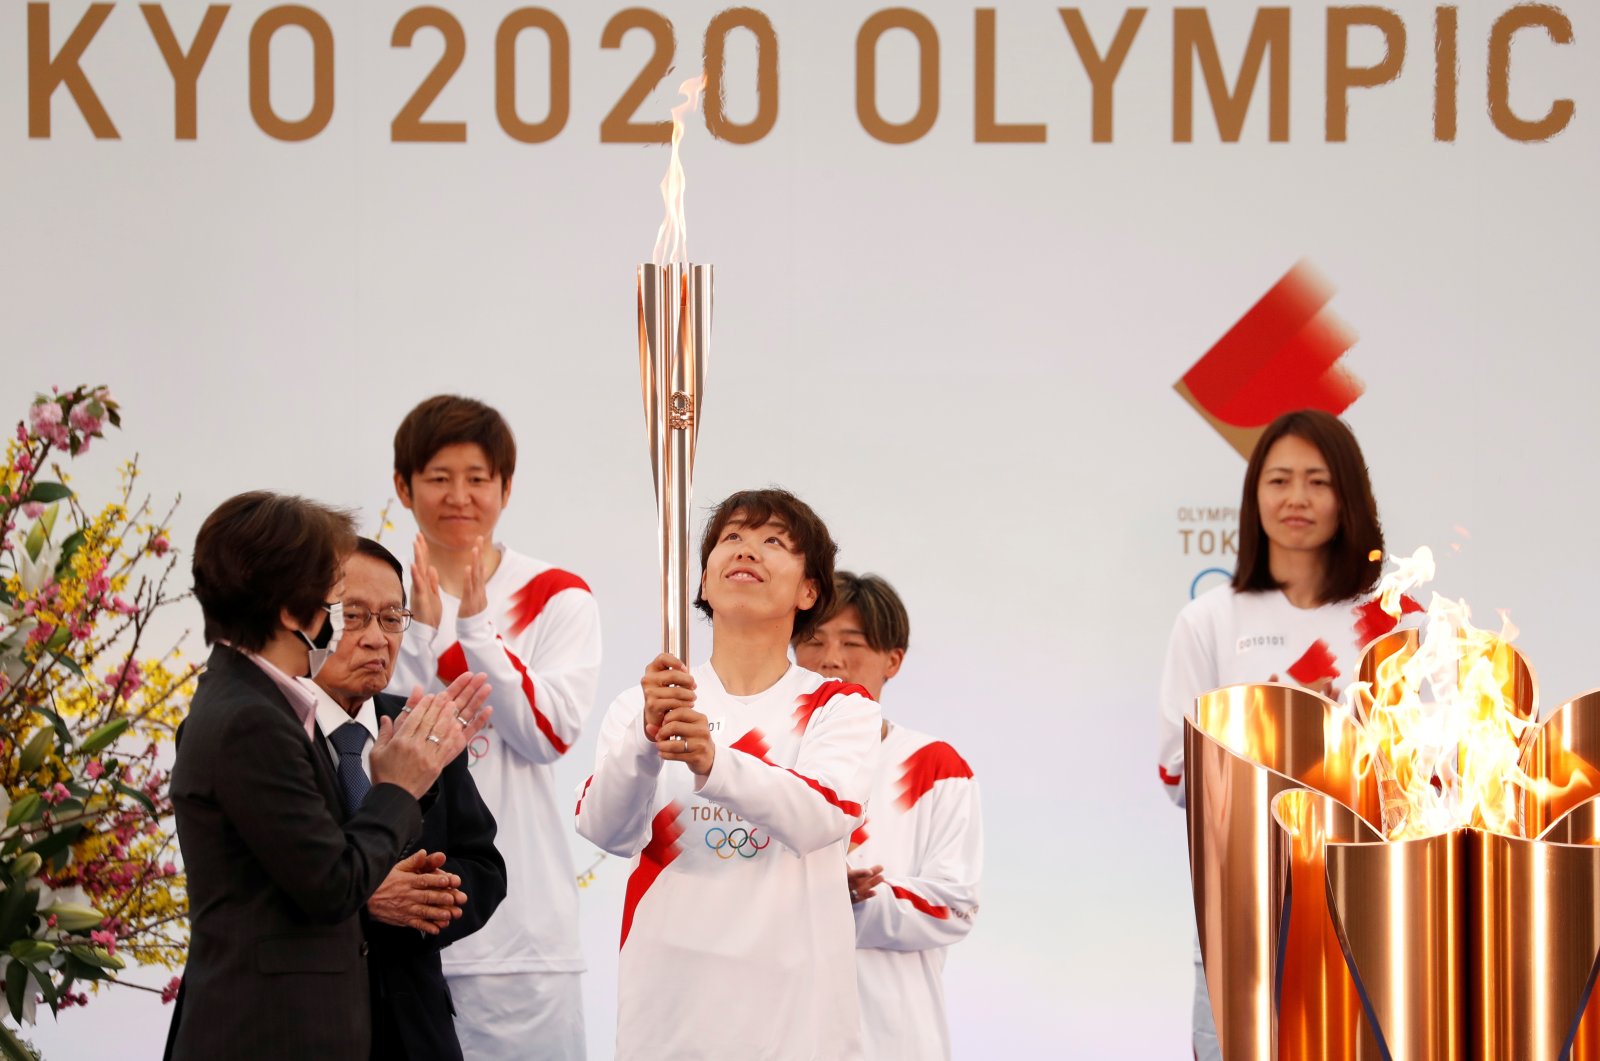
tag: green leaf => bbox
[7,942,53,964]
[4,964,24,1023]
[27,964,56,1018]
[3,795,41,830]
[16,731,53,775]
[0,1015,38,1060]
[54,529,86,570]
[0,881,41,947]
[24,483,70,505]
[65,945,121,970]
[22,521,44,565]
[79,719,129,756]
[25,707,71,749]
[0,584,11,607]
[47,653,83,680]
[111,781,155,816]
[23,826,83,865]
[60,953,111,983]
[37,505,58,541]
[42,628,69,654]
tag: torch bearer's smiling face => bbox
[700,515,818,627]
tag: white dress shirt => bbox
[302,678,379,780]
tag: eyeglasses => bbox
[338,605,413,635]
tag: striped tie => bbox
[329,721,371,815]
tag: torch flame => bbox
[652,75,707,267]
[1353,548,1540,839]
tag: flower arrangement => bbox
[0,387,196,1057]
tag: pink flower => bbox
[15,423,28,444]
[74,434,91,455]
[27,401,70,448]
[90,930,116,953]
[68,401,104,436]
[149,533,170,557]
[28,400,63,434]
[110,596,137,615]
[161,977,182,1004]
[86,760,104,780]
[161,862,176,877]
[71,622,92,641]
[105,659,143,698]
[42,783,70,805]
[19,501,44,520]
[15,451,34,474]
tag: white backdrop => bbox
[4,1,1598,1056]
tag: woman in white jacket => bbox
[1157,409,1412,1060]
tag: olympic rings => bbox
[704,826,771,860]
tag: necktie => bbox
[330,721,371,815]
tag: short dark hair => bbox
[801,571,911,652]
[694,488,838,644]
[351,537,406,606]
[192,492,357,652]
[1233,409,1384,604]
[393,395,516,487]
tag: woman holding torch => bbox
[1156,409,1411,1059]
[576,488,880,1060]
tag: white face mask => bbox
[296,602,344,679]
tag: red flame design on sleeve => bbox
[1354,594,1424,647]
[508,568,591,637]
[895,742,975,812]
[792,680,871,734]
[1286,639,1340,688]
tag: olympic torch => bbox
[638,76,712,664]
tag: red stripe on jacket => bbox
[895,741,974,812]
[792,680,872,734]
[437,641,571,756]
[733,727,864,818]
[890,884,951,920]
[574,775,594,817]
[1159,764,1182,786]
[620,802,684,949]
[509,568,591,637]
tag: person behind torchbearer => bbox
[387,394,602,1058]
[575,488,881,1060]
[165,492,492,1061]
[307,537,509,1061]
[792,571,983,1061]
[1157,409,1417,1060]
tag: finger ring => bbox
[456,716,468,727]
[400,707,414,715]
[426,735,441,744]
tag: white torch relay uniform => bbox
[575,663,880,1061]
[389,545,601,1059]
[849,721,982,1061]
[1158,584,1419,1061]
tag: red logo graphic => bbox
[1175,261,1363,458]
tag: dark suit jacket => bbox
[364,692,507,1061]
[164,645,423,1061]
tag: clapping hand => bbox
[367,850,468,934]
[370,672,493,798]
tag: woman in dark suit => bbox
[165,491,493,1061]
